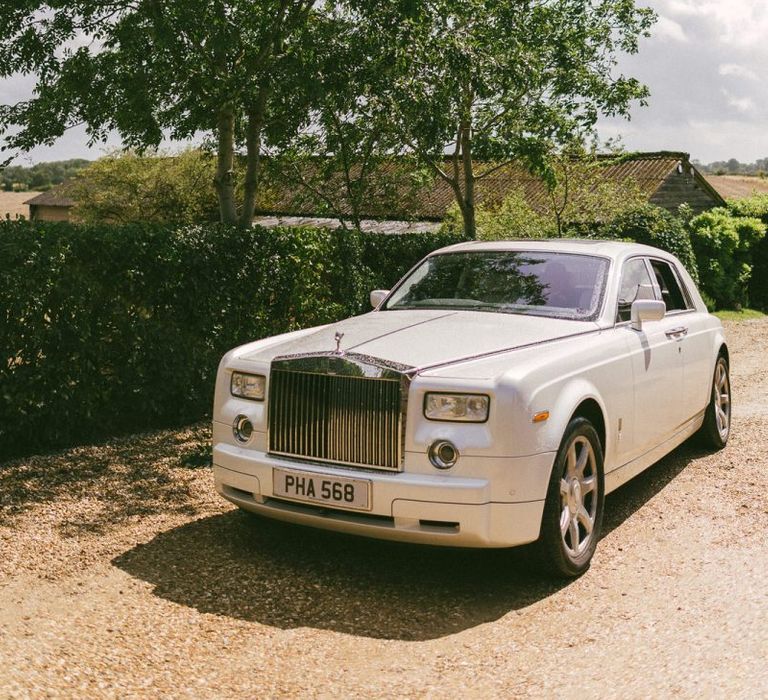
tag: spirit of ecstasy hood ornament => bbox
[334,331,345,354]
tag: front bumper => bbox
[213,438,554,548]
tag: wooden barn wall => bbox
[31,205,72,222]
[650,171,720,215]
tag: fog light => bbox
[428,440,459,470]
[232,415,254,443]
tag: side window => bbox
[617,258,654,322]
[649,259,690,312]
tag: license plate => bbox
[272,468,371,511]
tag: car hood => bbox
[241,310,597,372]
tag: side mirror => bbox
[631,299,666,331]
[370,289,390,309]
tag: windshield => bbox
[384,250,609,320]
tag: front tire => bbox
[535,417,605,578]
[699,355,731,450]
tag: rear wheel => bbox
[699,355,731,450]
[535,417,604,578]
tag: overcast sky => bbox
[2,0,767,166]
[598,0,768,163]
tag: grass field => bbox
[714,308,765,321]
[0,191,40,220]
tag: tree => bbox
[1,159,90,192]
[542,149,647,236]
[442,190,554,239]
[0,0,315,227]
[347,0,656,238]
[440,149,649,240]
[264,10,429,230]
[65,149,219,225]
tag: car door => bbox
[647,257,712,423]
[617,257,685,461]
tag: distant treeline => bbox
[694,157,768,176]
[1,159,91,192]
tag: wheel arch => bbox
[534,377,609,465]
[569,398,607,458]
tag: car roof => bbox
[433,238,674,262]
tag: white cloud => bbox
[595,0,768,162]
[656,0,768,47]
[719,64,759,81]
[723,91,755,114]
[654,15,688,42]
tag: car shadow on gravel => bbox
[113,510,563,641]
[113,441,702,642]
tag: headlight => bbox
[423,393,489,422]
[230,371,266,401]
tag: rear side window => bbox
[649,259,690,312]
[617,258,654,322]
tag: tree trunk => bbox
[459,118,476,240]
[239,87,269,229]
[214,105,238,225]
[461,197,477,240]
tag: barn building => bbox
[24,190,75,222]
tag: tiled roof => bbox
[704,175,768,200]
[259,152,714,220]
[24,189,75,207]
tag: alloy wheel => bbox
[559,436,598,559]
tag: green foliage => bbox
[688,207,766,310]
[1,1,654,231]
[266,154,427,229]
[590,204,699,284]
[0,220,451,460]
[478,192,554,240]
[350,0,656,237]
[361,229,467,290]
[441,192,554,240]
[726,194,768,219]
[726,195,768,310]
[449,151,650,241]
[1,159,90,192]
[0,1,318,224]
[67,149,219,225]
[542,151,648,234]
[266,12,427,228]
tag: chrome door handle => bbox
[665,326,688,339]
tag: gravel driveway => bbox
[1,319,767,699]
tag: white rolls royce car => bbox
[212,240,730,576]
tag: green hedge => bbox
[688,206,766,310]
[4,212,736,461]
[584,204,700,285]
[360,229,466,290]
[0,221,462,460]
[727,195,768,310]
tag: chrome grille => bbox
[268,364,404,471]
